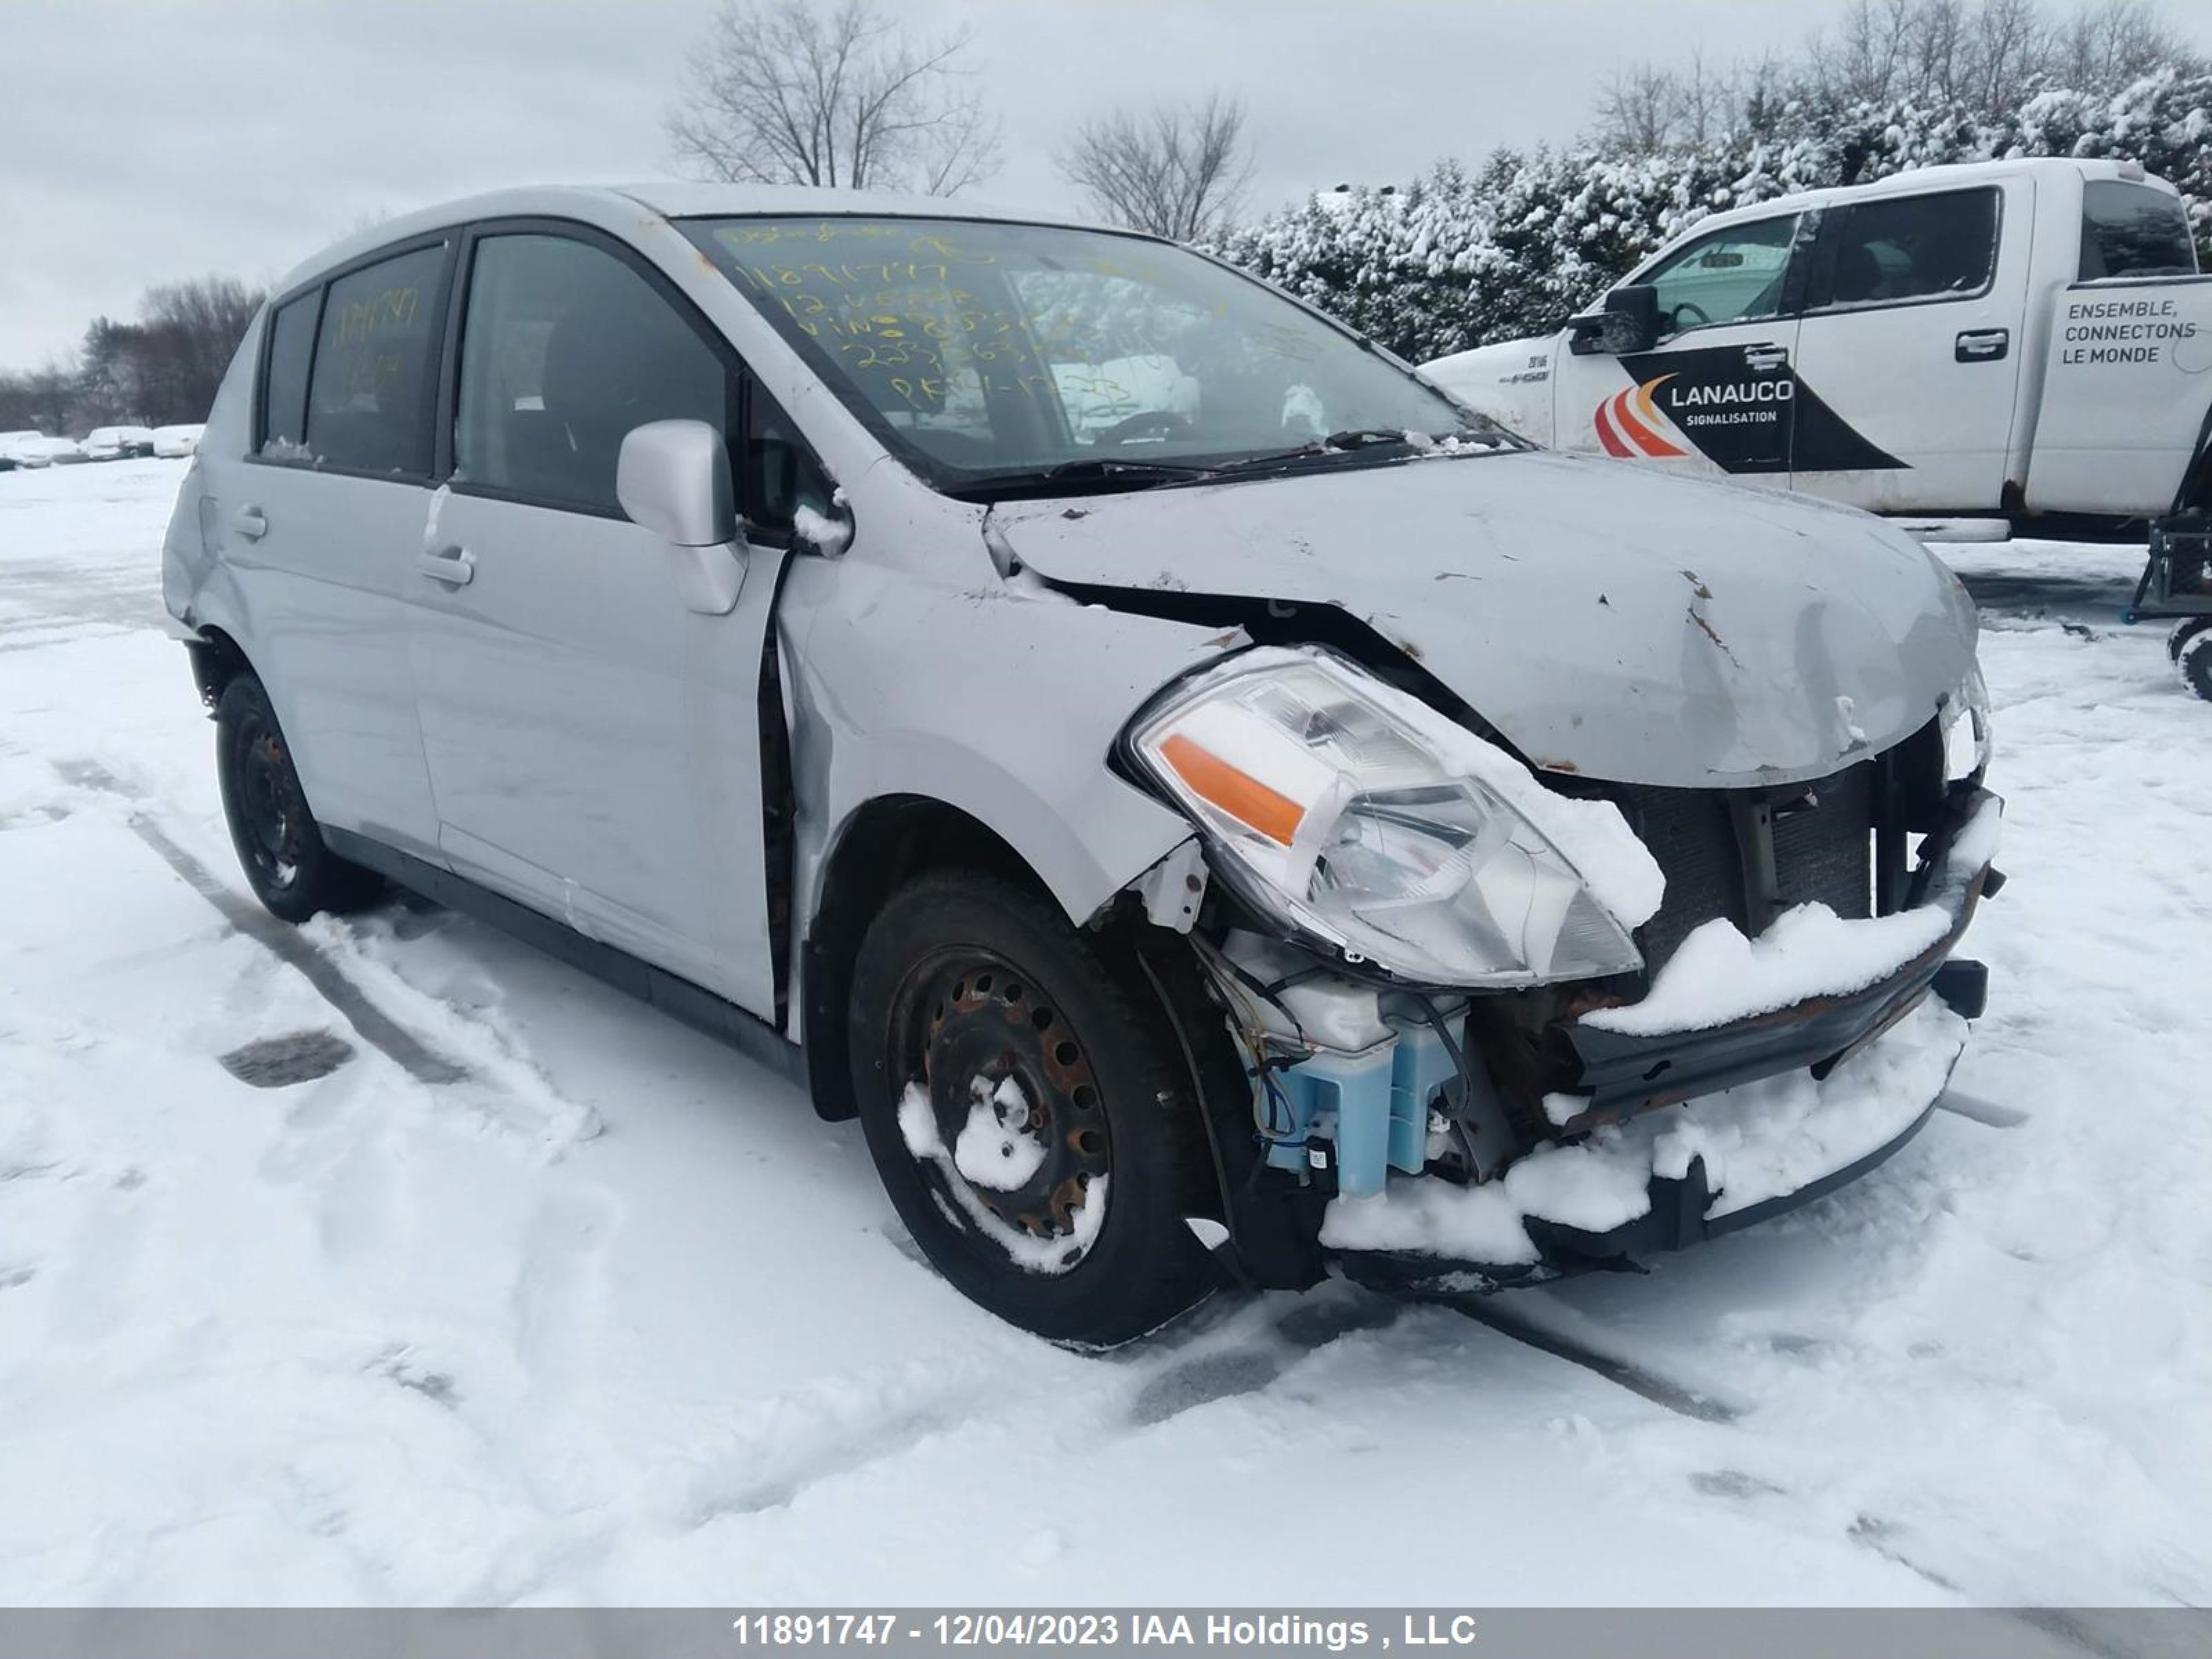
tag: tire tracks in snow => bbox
[1426,1291,1747,1423]
[49,755,466,1087]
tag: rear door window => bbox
[303,243,446,476]
[2079,181,2198,279]
[1812,189,1999,310]
[453,232,731,516]
[260,292,319,456]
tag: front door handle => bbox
[415,546,475,587]
[1956,328,2010,362]
[230,505,268,541]
[1743,344,1789,373]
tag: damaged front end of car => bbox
[1116,640,2002,1297]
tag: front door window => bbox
[1640,216,1800,340]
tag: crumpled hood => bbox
[995,450,1978,789]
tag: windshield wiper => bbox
[949,456,1221,500]
[1206,428,1487,477]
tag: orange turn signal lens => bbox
[1158,733,1306,846]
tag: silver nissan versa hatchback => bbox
[162,185,2002,1344]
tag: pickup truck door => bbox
[1788,180,2032,513]
[2026,180,2212,516]
[1550,209,1808,482]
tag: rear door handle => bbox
[230,505,268,541]
[1956,328,2009,362]
[415,546,475,587]
[1743,344,1789,372]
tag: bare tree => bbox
[1674,51,1727,147]
[1595,63,1681,152]
[1056,93,1254,242]
[1733,49,1791,138]
[1972,0,2049,110]
[2054,0,2191,89]
[666,0,1000,194]
[1808,0,1918,105]
[1803,0,2201,117]
[132,277,264,425]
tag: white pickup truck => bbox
[1423,158,2209,534]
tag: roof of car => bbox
[1651,156,2175,250]
[276,182,1117,295]
[616,180,1102,229]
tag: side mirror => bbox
[1567,284,1660,357]
[618,419,735,546]
[617,420,744,615]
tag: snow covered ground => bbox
[1,460,2207,1609]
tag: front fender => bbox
[782,556,1229,932]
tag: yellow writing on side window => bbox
[333,285,420,348]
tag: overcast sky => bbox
[2,0,2202,370]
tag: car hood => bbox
[992,450,1978,790]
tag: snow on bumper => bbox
[1322,997,1967,1271]
[1321,791,2000,1277]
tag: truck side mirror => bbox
[1568,284,1660,357]
[618,420,746,615]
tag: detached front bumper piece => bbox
[1326,791,2002,1293]
[1559,789,2000,1132]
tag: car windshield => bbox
[684,216,1508,494]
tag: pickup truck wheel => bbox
[847,869,1217,1347]
[216,675,383,923]
[2175,621,2212,702]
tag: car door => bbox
[405,223,801,1018]
[212,240,452,859]
[1789,180,2030,513]
[1550,211,1808,481]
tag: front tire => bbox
[847,870,1217,1346]
[216,674,382,922]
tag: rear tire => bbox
[847,869,1217,1346]
[2177,621,2212,702]
[2176,624,2212,703]
[216,675,383,922]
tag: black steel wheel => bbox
[2177,620,2212,702]
[848,869,1217,1345]
[216,675,382,923]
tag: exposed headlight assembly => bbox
[1939,663,1992,785]
[1127,648,1662,987]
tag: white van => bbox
[163,186,2000,1343]
[1425,158,2209,532]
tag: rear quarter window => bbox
[260,292,319,454]
[302,243,447,476]
[2080,181,2198,280]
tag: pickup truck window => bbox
[2080,182,2199,280]
[1641,215,1798,337]
[1812,188,1998,311]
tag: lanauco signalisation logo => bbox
[1592,346,1908,476]
[1593,374,1688,459]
